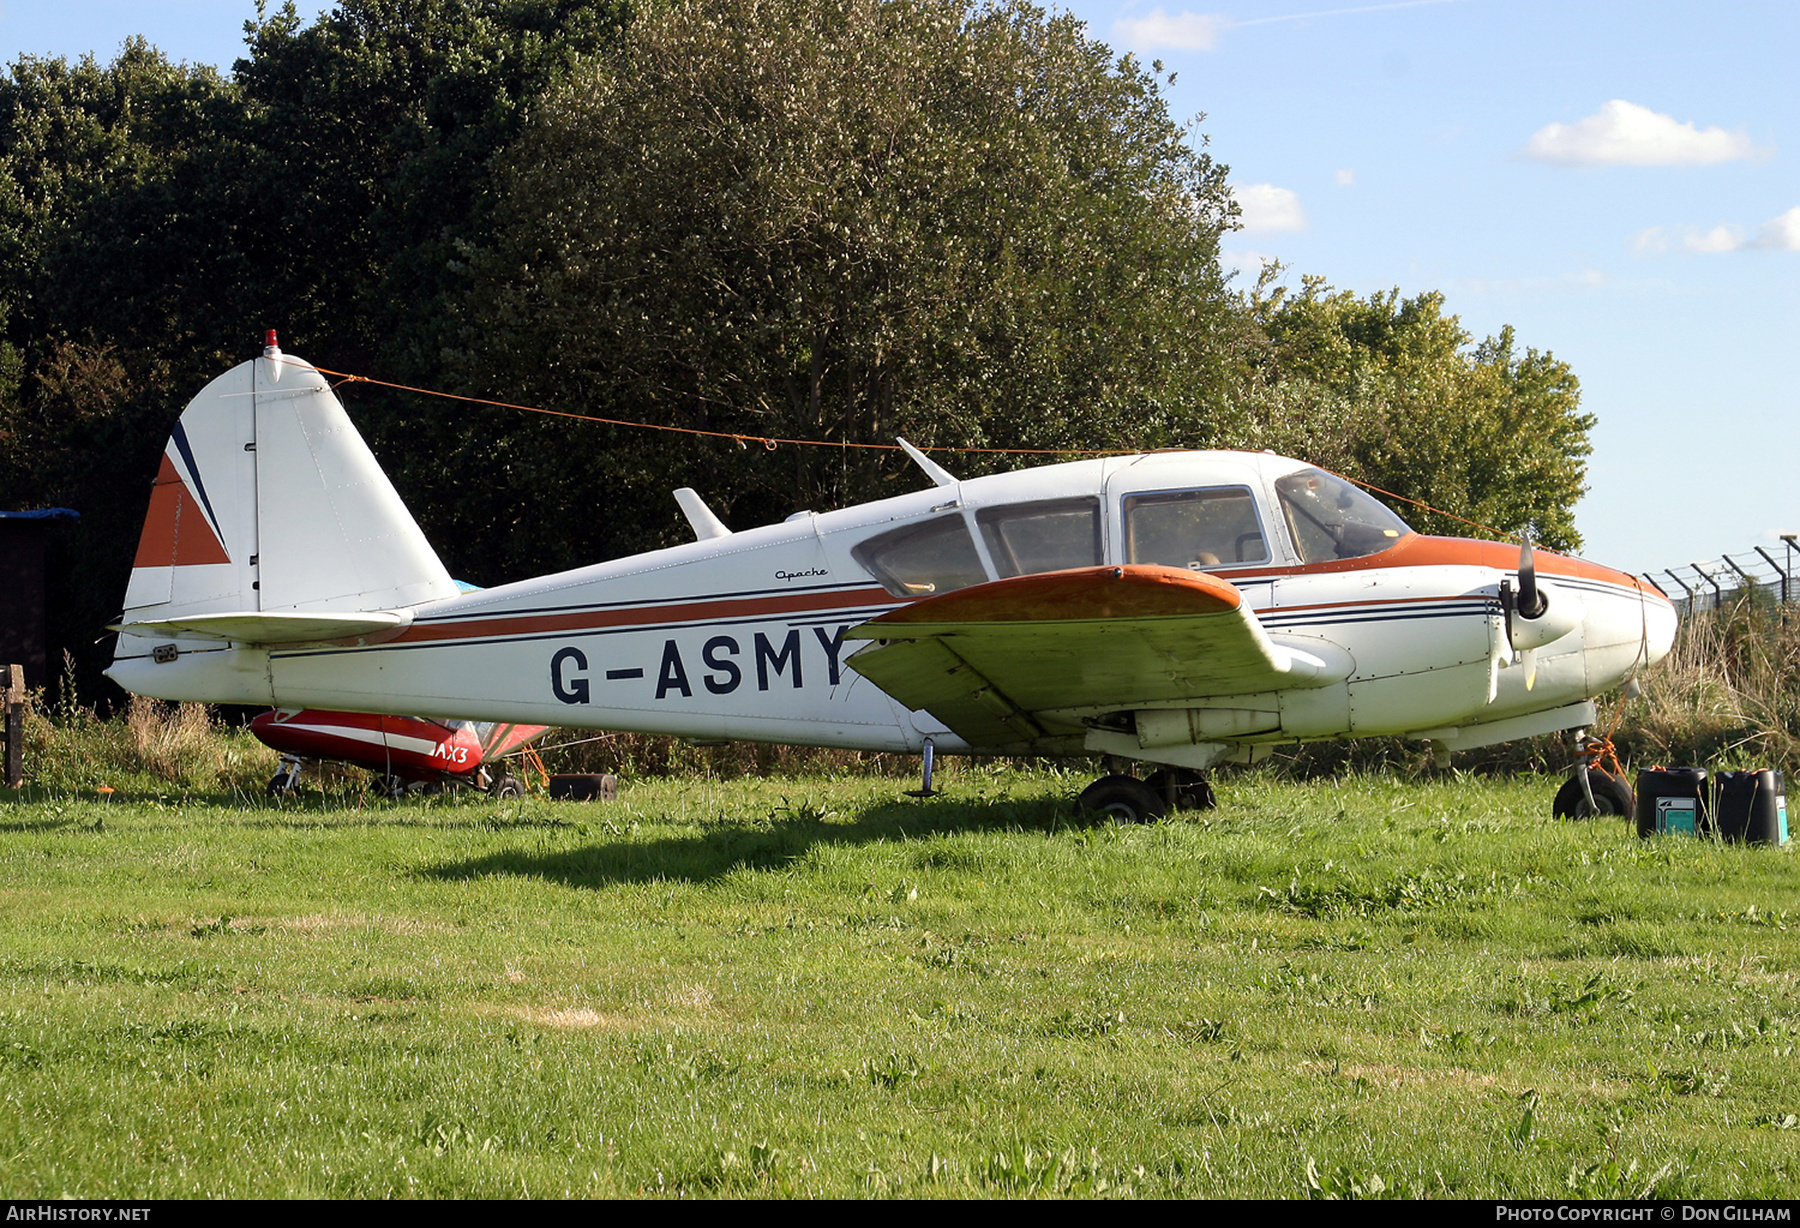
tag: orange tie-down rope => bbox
[520,744,550,792]
[299,360,1517,541]
[1579,686,1634,784]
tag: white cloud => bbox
[1334,167,1356,187]
[1233,183,1307,233]
[1684,224,1743,254]
[1112,8,1228,52]
[1632,207,1800,256]
[1522,100,1765,167]
[1751,206,1800,251]
[1222,248,1278,276]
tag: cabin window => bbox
[976,498,1102,578]
[1123,486,1269,569]
[853,515,989,598]
[1275,469,1412,563]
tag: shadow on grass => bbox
[417,794,1091,889]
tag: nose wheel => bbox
[1553,732,1634,820]
[1554,765,1634,819]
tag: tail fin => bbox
[115,340,456,645]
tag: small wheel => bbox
[1145,768,1217,811]
[373,774,409,798]
[1077,774,1168,824]
[1553,767,1634,820]
[266,760,302,797]
[489,775,526,799]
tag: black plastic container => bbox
[1635,766,1709,838]
[1715,769,1788,845]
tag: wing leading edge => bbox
[845,565,1344,750]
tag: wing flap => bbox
[847,566,1333,745]
[844,636,1045,747]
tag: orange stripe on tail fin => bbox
[132,453,230,567]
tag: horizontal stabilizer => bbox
[114,609,412,646]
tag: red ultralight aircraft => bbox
[251,708,547,797]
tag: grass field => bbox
[2,763,1797,1199]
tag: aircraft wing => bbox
[845,565,1340,747]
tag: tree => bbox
[0,4,631,702]
[1223,273,1592,552]
[453,0,1241,569]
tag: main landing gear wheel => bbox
[1145,767,1217,811]
[489,775,526,799]
[1553,767,1634,820]
[266,758,302,797]
[1077,774,1168,824]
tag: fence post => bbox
[1754,546,1790,606]
[4,663,22,789]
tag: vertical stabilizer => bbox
[117,345,456,628]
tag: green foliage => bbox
[1224,271,1593,552]
[458,0,1240,567]
[0,3,630,704]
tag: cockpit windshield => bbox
[1275,469,1412,563]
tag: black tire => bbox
[266,772,297,797]
[489,775,526,799]
[1145,768,1218,811]
[1077,774,1168,824]
[1553,767,1634,820]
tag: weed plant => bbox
[1621,595,1800,773]
[1,766,1797,1198]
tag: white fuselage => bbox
[111,450,1676,761]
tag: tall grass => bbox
[19,689,279,794]
[1620,594,1800,773]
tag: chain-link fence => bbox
[1644,541,1799,616]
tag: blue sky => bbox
[2,1,1793,576]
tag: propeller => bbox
[1516,534,1545,690]
[1517,534,1547,619]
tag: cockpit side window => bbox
[976,498,1101,578]
[1123,486,1270,570]
[1274,468,1412,563]
[852,515,989,598]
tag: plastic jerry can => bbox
[1714,769,1787,845]
[1635,766,1709,838]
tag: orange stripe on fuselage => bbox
[1229,534,1663,597]
[390,585,900,645]
[132,454,230,567]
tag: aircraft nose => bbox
[1641,582,1678,666]
[1580,570,1678,677]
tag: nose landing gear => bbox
[1553,730,1634,820]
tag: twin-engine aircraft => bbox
[107,338,1676,819]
